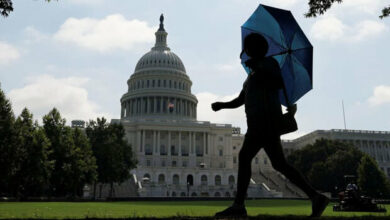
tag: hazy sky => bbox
[1,0,390,139]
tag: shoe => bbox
[215,205,247,218]
[310,193,329,217]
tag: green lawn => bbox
[0,200,389,219]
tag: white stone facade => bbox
[111,15,277,198]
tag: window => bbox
[172,161,177,167]
[233,156,237,164]
[158,174,165,184]
[152,80,155,87]
[201,175,208,186]
[146,160,151,167]
[147,80,150,88]
[158,80,161,87]
[215,175,221,186]
[219,137,223,142]
[255,157,259,164]
[163,80,166,87]
[174,81,177,88]
[173,174,180,185]
[264,158,268,165]
[233,146,236,150]
[219,149,223,156]
[182,160,187,167]
[161,160,166,167]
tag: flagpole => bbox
[342,100,347,130]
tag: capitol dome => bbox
[120,14,198,121]
[134,49,186,74]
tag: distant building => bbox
[71,120,85,128]
[282,129,390,177]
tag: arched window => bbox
[225,192,231,197]
[214,192,221,197]
[215,175,221,186]
[158,174,165,184]
[172,191,176,197]
[191,192,197,197]
[201,175,208,186]
[180,192,186,197]
[173,174,180,185]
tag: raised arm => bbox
[211,89,245,111]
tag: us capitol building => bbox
[87,15,390,198]
[106,15,278,198]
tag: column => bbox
[192,132,196,154]
[157,131,161,154]
[206,133,209,155]
[127,100,131,117]
[154,97,157,114]
[142,130,146,153]
[160,97,163,113]
[168,131,171,155]
[189,103,192,118]
[189,131,192,154]
[203,132,206,155]
[137,130,142,153]
[178,132,182,155]
[153,131,157,154]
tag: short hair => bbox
[242,33,269,58]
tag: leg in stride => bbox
[264,136,329,217]
[215,133,262,217]
[234,134,262,206]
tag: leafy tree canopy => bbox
[306,0,390,18]
[287,138,364,193]
[358,155,390,198]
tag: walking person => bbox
[212,33,329,217]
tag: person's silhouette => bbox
[212,33,329,217]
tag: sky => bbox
[1,0,390,140]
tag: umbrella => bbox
[241,4,313,107]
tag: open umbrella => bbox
[241,4,313,107]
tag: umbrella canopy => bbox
[241,4,313,106]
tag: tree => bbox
[287,138,364,193]
[306,0,390,19]
[43,108,97,197]
[11,108,53,198]
[1,0,54,17]
[86,118,137,198]
[357,155,390,198]
[0,85,17,196]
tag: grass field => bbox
[0,200,389,219]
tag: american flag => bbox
[168,102,174,112]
